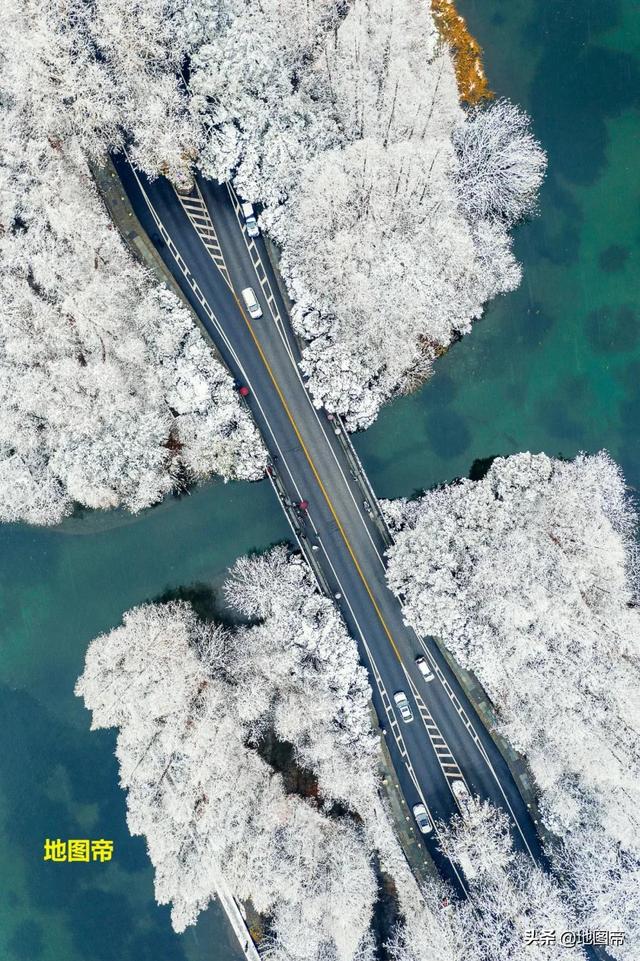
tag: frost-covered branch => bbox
[453,100,547,226]
[76,549,381,958]
[0,50,265,524]
[78,545,605,959]
[432,803,585,961]
[3,0,546,437]
[385,451,640,959]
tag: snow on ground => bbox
[385,451,640,959]
[3,0,546,442]
[78,545,584,961]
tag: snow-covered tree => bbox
[453,100,547,226]
[390,803,586,961]
[1,0,202,180]
[191,0,343,200]
[434,803,585,961]
[224,548,379,807]
[268,134,521,426]
[76,592,378,959]
[255,0,537,427]
[79,544,609,959]
[385,452,640,957]
[386,876,469,961]
[554,823,639,961]
[387,803,585,961]
[0,79,264,524]
[4,0,544,435]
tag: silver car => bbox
[241,287,263,319]
[416,655,435,682]
[241,201,260,238]
[412,803,433,834]
[393,690,413,723]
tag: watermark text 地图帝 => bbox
[43,839,114,862]
[525,930,625,948]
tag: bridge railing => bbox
[328,413,395,550]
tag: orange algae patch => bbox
[431,0,493,105]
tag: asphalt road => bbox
[113,154,547,895]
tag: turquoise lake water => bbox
[1,1,638,959]
[356,0,640,498]
[0,482,289,961]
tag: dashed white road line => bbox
[124,154,536,866]
[413,632,536,858]
[313,532,469,896]
[223,183,388,565]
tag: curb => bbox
[89,156,229,372]
[91,154,262,961]
[261,238,393,547]
[373,709,442,886]
[431,637,556,849]
[90,156,186,301]
[93,160,459,923]
[212,872,261,961]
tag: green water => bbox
[355,0,640,499]
[0,481,289,961]
[1,1,639,959]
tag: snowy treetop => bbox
[385,451,640,959]
[0,39,265,524]
[2,0,546,434]
[76,548,379,957]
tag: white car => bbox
[241,287,263,319]
[415,655,435,682]
[412,803,433,835]
[241,201,260,238]
[393,691,413,724]
[451,779,475,819]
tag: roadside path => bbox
[101,153,549,945]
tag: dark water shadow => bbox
[469,455,500,481]
[6,920,45,960]
[526,0,640,187]
[586,305,639,354]
[154,582,249,627]
[0,685,188,961]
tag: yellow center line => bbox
[230,290,404,665]
[178,182,405,666]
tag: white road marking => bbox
[175,184,233,290]
[312,532,469,895]
[124,154,536,865]
[413,631,536,858]
[223,183,388,566]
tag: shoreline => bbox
[431,0,492,105]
